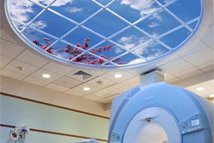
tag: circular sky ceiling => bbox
[5,0,203,69]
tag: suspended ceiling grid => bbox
[0,0,214,103]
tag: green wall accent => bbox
[0,95,109,143]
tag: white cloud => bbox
[37,0,73,7]
[7,0,73,23]
[31,20,47,29]
[120,0,158,16]
[120,0,176,28]
[66,7,83,13]
[117,35,149,54]
[7,0,34,23]
[117,34,161,62]
[148,22,160,28]
[128,58,146,65]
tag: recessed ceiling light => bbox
[196,86,204,91]
[114,73,122,79]
[42,74,51,79]
[83,87,91,91]
[209,94,214,98]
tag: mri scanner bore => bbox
[109,83,214,143]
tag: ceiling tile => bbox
[52,76,81,88]
[175,68,203,80]
[119,76,140,88]
[201,25,214,48]
[182,48,214,66]
[0,29,19,44]
[177,41,208,57]
[84,76,115,89]
[160,58,195,75]
[67,69,98,82]
[84,94,101,101]
[0,56,12,69]
[104,83,129,98]
[43,61,75,74]
[24,77,48,86]
[198,61,214,72]
[16,50,49,67]
[102,71,133,83]
[186,80,214,98]
[65,84,99,96]
[0,69,27,80]
[164,72,180,83]
[45,84,69,92]
[5,60,39,75]
[0,38,25,58]
[30,68,62,82]
[93,89,110,97]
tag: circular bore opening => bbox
[137,122,168,143]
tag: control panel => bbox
[180,113,204,134]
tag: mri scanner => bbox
[108,82,214,143]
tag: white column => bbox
[140,70,164,87]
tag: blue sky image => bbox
[6,0,203,68]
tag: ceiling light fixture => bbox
[42,74,51,79]
[83,87,91,91]
[114,73,122,79]
[196,86,204,91]
[209,94,214,98]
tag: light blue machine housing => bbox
[109,82,214,143]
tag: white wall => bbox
[0,75,110,117]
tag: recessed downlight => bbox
[83,87,91,91]
[114,73,122,79]
[209,94,214,98]
[42,74,51,79]
[196,86,204,91]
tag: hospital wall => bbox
[0,76,109,143]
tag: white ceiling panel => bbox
[5,60,39,75]
[187,79,214,98]
[93,89,110,97]
[201,25,214,48]
[164,72,180,83]
[198,62,214,72]
[29,68,62,82]
[0,38,25,58]
[119,76,140,88]
[175,68,203,80]
[160,58,195,75]
[183,48,214,66]
[84,94,102,101]
[52,76,81,88]
[65,84,99,96]
[103,84,129,98]
[24,77,48,86]
[84,76,115,89]
[0,55,12,69]
[0,69,27,80]
[16,50,49,67]
[102,71,133,83]
[0,29,19,44]
[177,40,209,57]
[45,84,69,92]
[43,61,75,74]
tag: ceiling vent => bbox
[73,70,93,80]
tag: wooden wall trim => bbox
[0,124,108,142]
[0,92,110,119]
